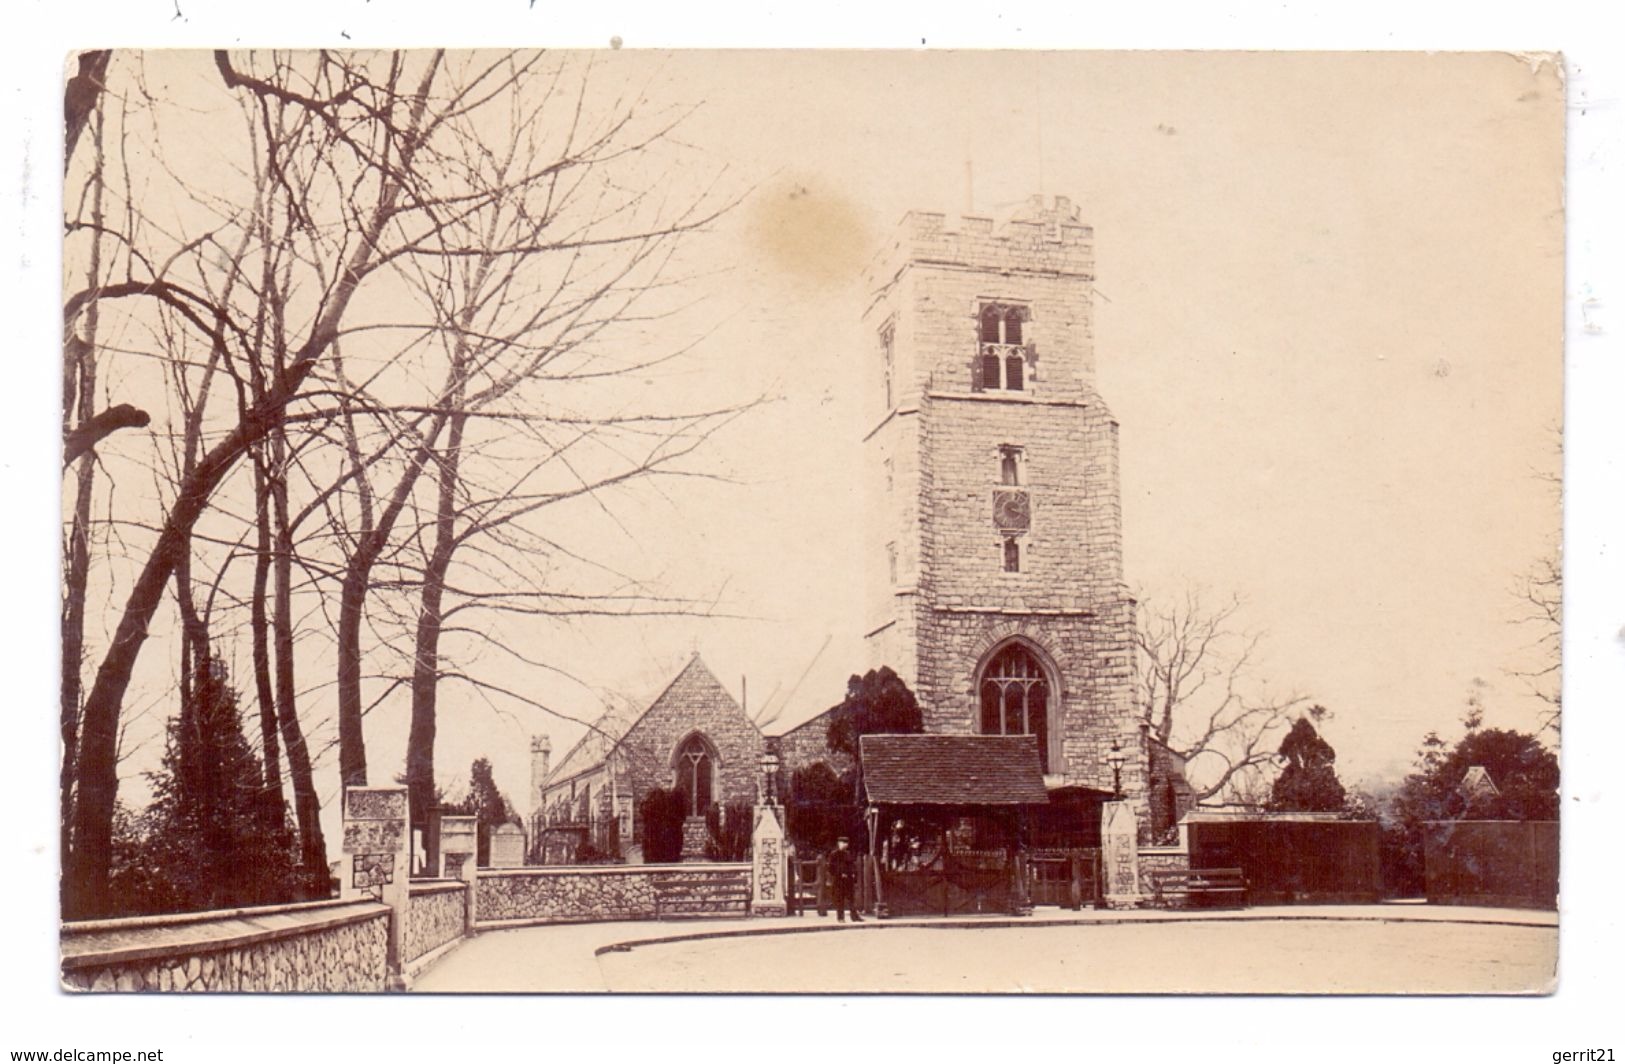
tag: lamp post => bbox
[1105,740,1127,799]
[759,751,781,806]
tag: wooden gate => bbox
[1027,849,1100,908]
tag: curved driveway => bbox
[411,904,1556,994]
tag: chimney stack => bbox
[530,734,552,813]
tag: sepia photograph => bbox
[53,46,1568,998]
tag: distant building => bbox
[1458,764,1502,803]
[531,655,764,862]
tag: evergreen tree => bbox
[826,666,924,801]
[1383,711,1559,896]
[1268,712,1347,812]
[110,654,300,915]
[443,757,517,865]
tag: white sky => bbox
[403,50,1566,808]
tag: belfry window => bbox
[976,303,1031,392]
[978,642,1053,772]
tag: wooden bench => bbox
[1147,867,1247,908]
[651,872,752,919]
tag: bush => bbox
[705,801,754,861]
[639,787,687,863]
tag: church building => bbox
[529,195,1191,874]
[843,194,1158,837]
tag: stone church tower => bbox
[860,195,1146,808]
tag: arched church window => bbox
[675,734,715,816]
[978,642,1052,772]
[1002,537,1020,573]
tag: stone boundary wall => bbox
[1138,847,1191,905]
[62,899,390,992]
[405,881,468,963]
[479,863,753,924]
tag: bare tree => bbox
[1135,588,1305,803]
[1509,448,1561,737]
[61,50,740,916]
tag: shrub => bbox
[705,801,754,861]
[639,787,688,863]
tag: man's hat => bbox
[837,835,849,843]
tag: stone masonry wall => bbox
[619,656,764,839]
[1139,848,1193,906]
[910,605,1142,797]
[772,709,855,779]
[855,198,1144,828]
[62,901,390,992]
[478,864,752,924]
[405,882,467,963]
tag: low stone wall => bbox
[406,881,468,963]
[62,899,390,992]
[478,863,753,924]
[1138,847,1191,905]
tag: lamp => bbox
[759,750,781,805]
[1105,740,1127,799]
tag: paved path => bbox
[411,903,1556,993]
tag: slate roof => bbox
[859,734,1050,805]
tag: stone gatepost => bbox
[341,785,410,990]
[750,805,788,917]
[440,815,479,933]
[1101,800,1142,910]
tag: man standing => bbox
[828,836,862,923]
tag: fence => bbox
[1186,817,1382,903]
[1423,820,1558,909]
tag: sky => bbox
[448,50,1565,802]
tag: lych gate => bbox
[858,733,1057,917]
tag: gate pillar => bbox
[1101,799,1142,910]
[341,785,410,990]
[750,805,788,917]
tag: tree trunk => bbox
[249,446,285,811]
[335,418,446,788]
[269,426,327,895]
[406,406,467,835]
[60,95,106,868]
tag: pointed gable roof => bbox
[544,654,739,788]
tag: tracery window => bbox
[675,734,715,815]
[977,303,1031,392]
[978,642,1053,772]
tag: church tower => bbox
[860,195,1145,808]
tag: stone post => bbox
[341,785,410,990]
[749,805,788,917]
[440,815,479,933]
[1101,799,1142,910]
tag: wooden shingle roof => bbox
[859,734,1050,805]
